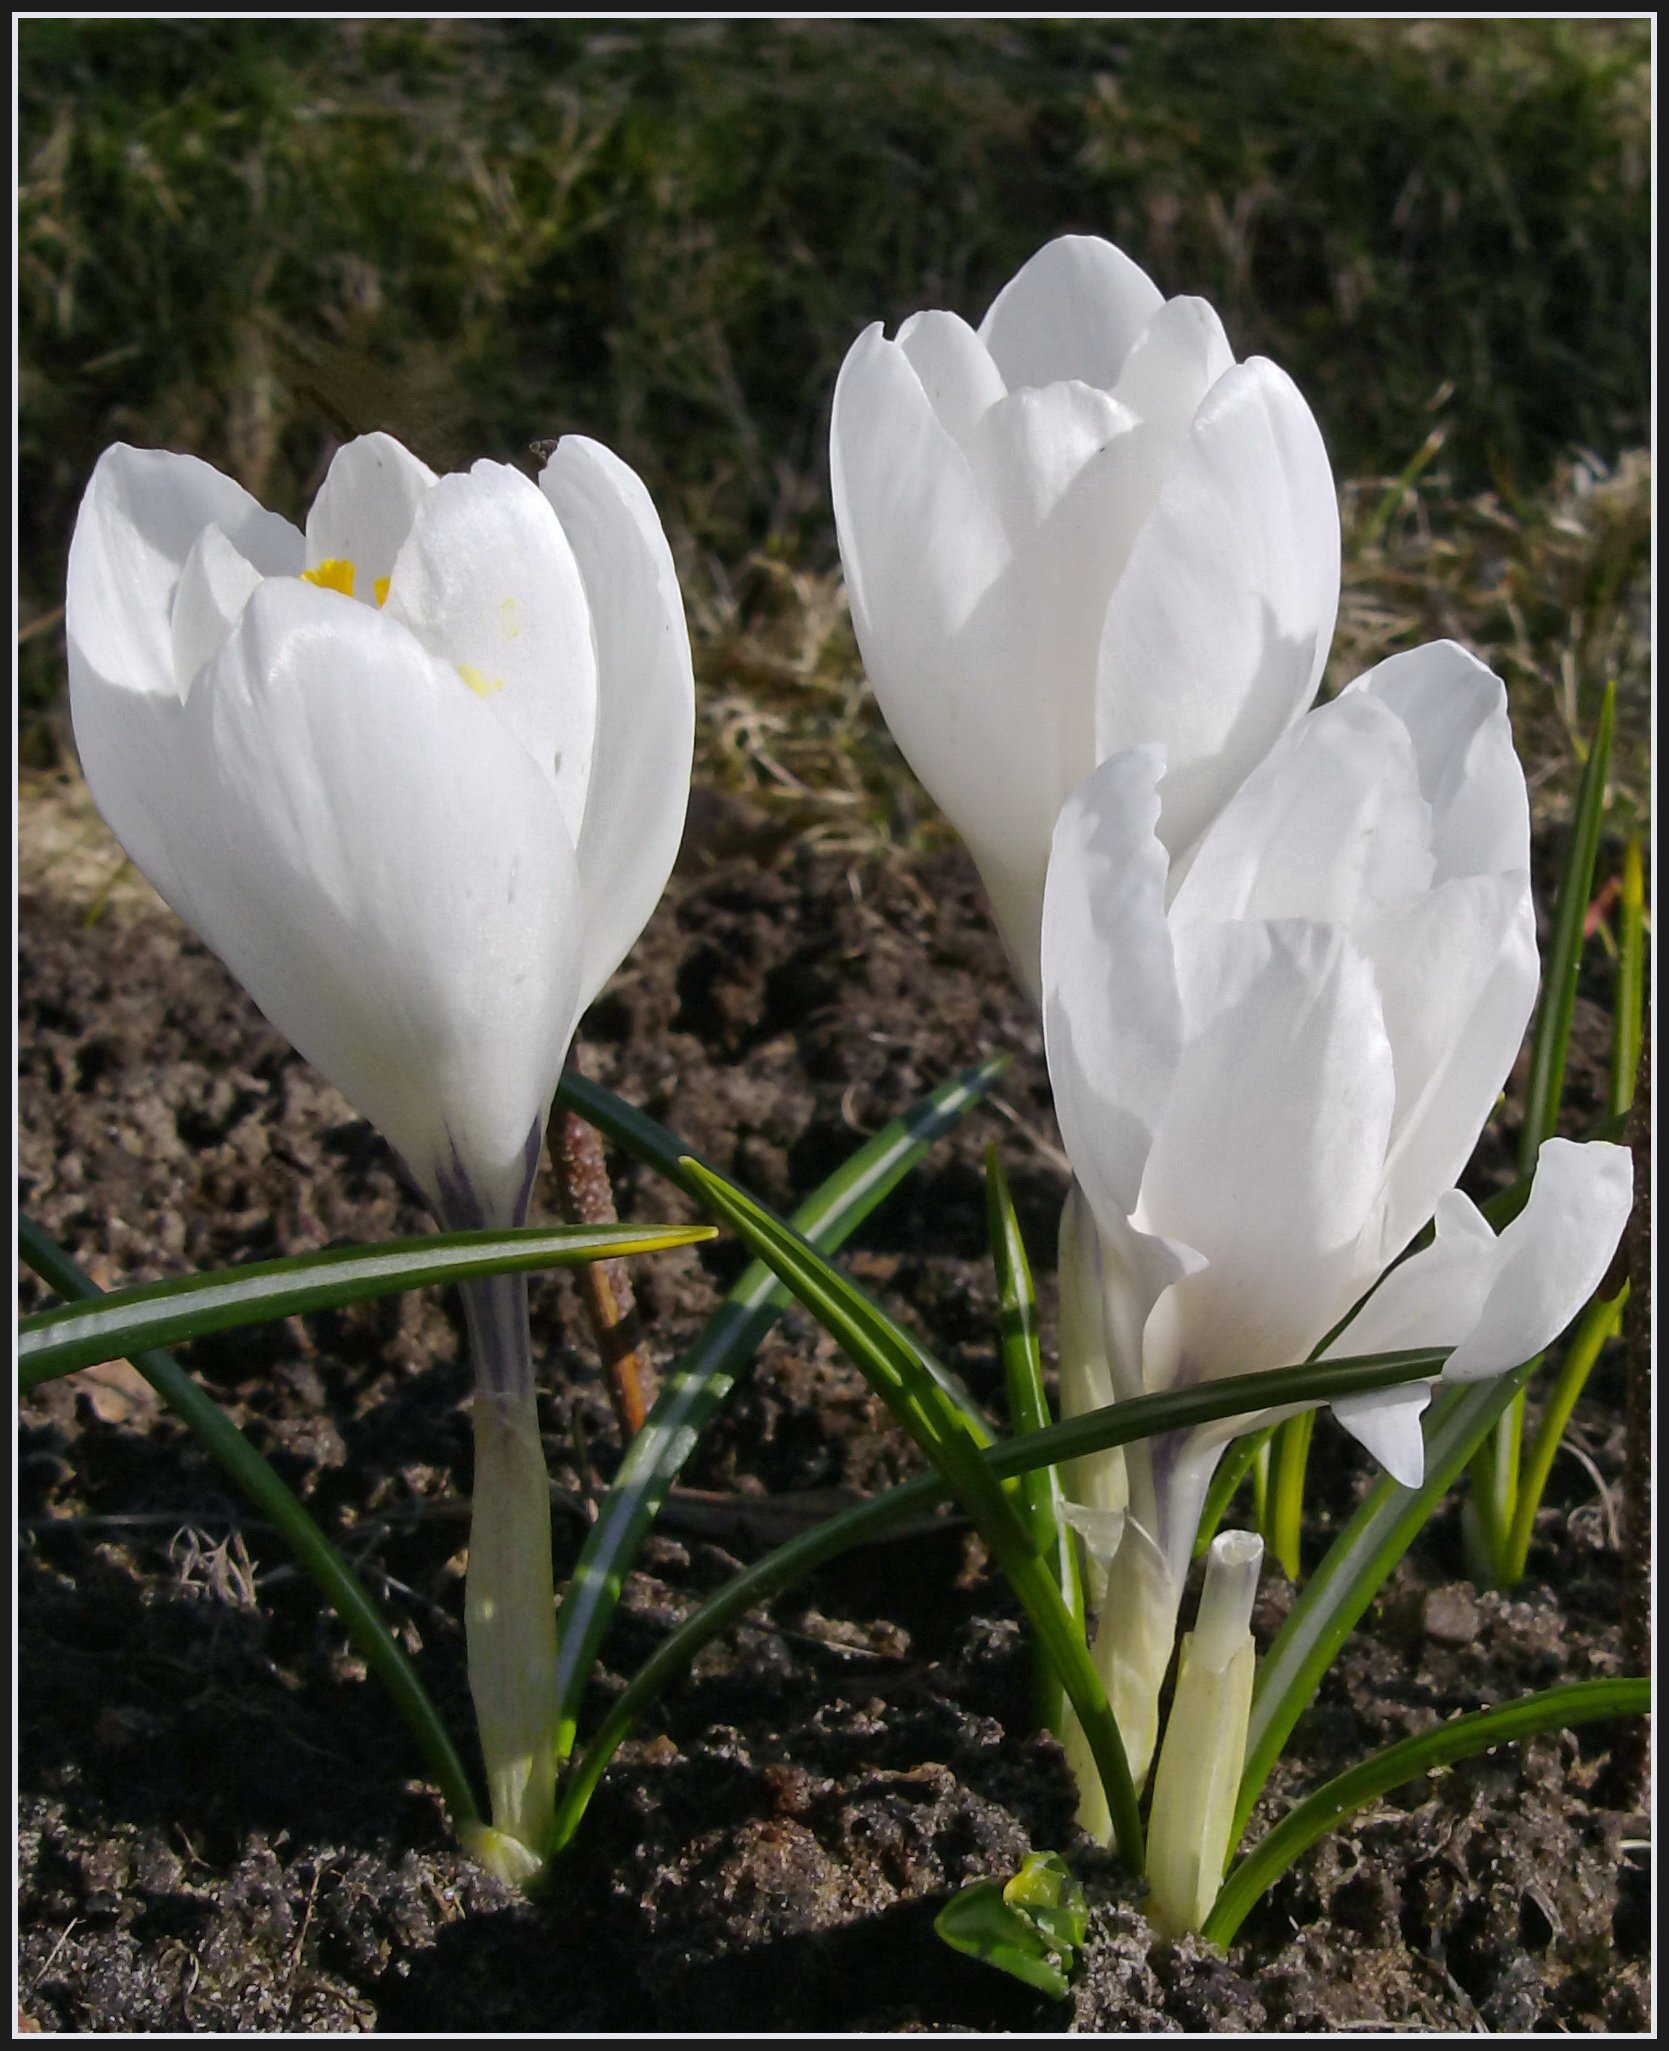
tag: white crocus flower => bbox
[66,431,695,1880]
[1041,640,1632,1812]
[831,232,1340,999]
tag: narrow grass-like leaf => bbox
[986,1147,1083,1735]
[551,1056,1005,1756]
[1611,836,1645,1121]
[679,1155,1145,1874]
[1502,1287,1629,1585]
[1264,1411,1314,1581]
[1236,1364,1534,1841]
[1196,1427,1275,1560]
[17,1216,481,1830]
[546,1347,1448,1858]
[1474,683,1615,1577]
[1205,1675,1649,1946]
[18,1220,714,1387]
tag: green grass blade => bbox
[546,1346,1450,1860]
[1501,1286,1628,1585]
[1520,680,1615,1172]
[17,1216,481,1830]
[1204,1675,1649,1947]
[1264,1411,1315,1581]
[1611,836,1645,1119]
[1236,1364,1534,1842]
[679,1155,1145,1874]
[18,1219,713,1386]
[1196,1427,1275,1560]
[985,1147,1083,1736]
[550,1056,1006,1756]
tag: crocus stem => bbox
[455,1269,559,1887]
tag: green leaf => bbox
[1205,1676,1649,1946]
[551,1056,1006,1757]
[666,1156,1148,1873]
[1195,1426,1274,1560]
[1501,1286,1628,1585]
[547,1345,1447,1861]
[1612,836,1645,1119]
[19,1219,714,1387]
[1235,1365,1534,1842]
[986,1146,1083,1736]
[935,1852,1088,1999]
[1263,1410,1314,1581]
[16,1216,481,1831]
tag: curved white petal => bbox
[963,380,1135,542]
[1096,358,1340,864]
[383,459,598,843]
[1348,641,1530,882]
[833,325,1069,966]
[1364,871,1538,1264]
[1140,918,1397,1385]
[68,442,302,701]
[977,234,1164,393]
[170,524,266,701]
[1111,295,1236,438]
[896,308,1007,445]
[1331,1387,1432,1489]
[1058,1186,1131,1529]
[1442,1140,1633,1380]
[184,579,584,1222]
[539,435,696,1013]
[305,431,438,592]
[1042,750,1199,1364]
[1169,691,1433,931]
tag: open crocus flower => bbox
[1041,640,1632,1806]
[831,232,1340,997]
[67,430,695,1878]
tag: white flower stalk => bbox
[1145,1531,1263,1937]
[831,232,1340,998]
[1040,640,1632,1816]
[66,431,695,1879]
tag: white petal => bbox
[1169,691,1433,931]
[1331,1387,1432,1489]
[1364,871,1538,1263]
[1325,1188,1500,1358]
[68,442,302,701]
[1043,749,1181,1232]
[1348,641,1530,882]
[977,234,1164,393]
[896,308,1007,443]
[963,380,1136,542]
[833,325,1070,980]
[539,436,695,1013]
[170,525,265,699]
[1442,1140,1633,1380]
[184,578,585,1221]
[1111,295,1236,437]
[1042,751,1200,1364]
[1097,358,1340,863]
[382,459,598,844]
[1140,919,1397,1385]
[305,431,438,592]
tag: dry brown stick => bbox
[1618,1004,1650,1799]
[551,1048,657,1441]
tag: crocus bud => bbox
[831,234,1340,997]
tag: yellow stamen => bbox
[374,576,391,607]
[302,557,357,598]
[459,663,505,699]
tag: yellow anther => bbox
[302,558,357,598]
[458,663,505,699]
[374,576,391,607]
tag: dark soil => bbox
[17,777,1649,2032]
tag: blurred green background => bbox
[18,16,1650,834]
